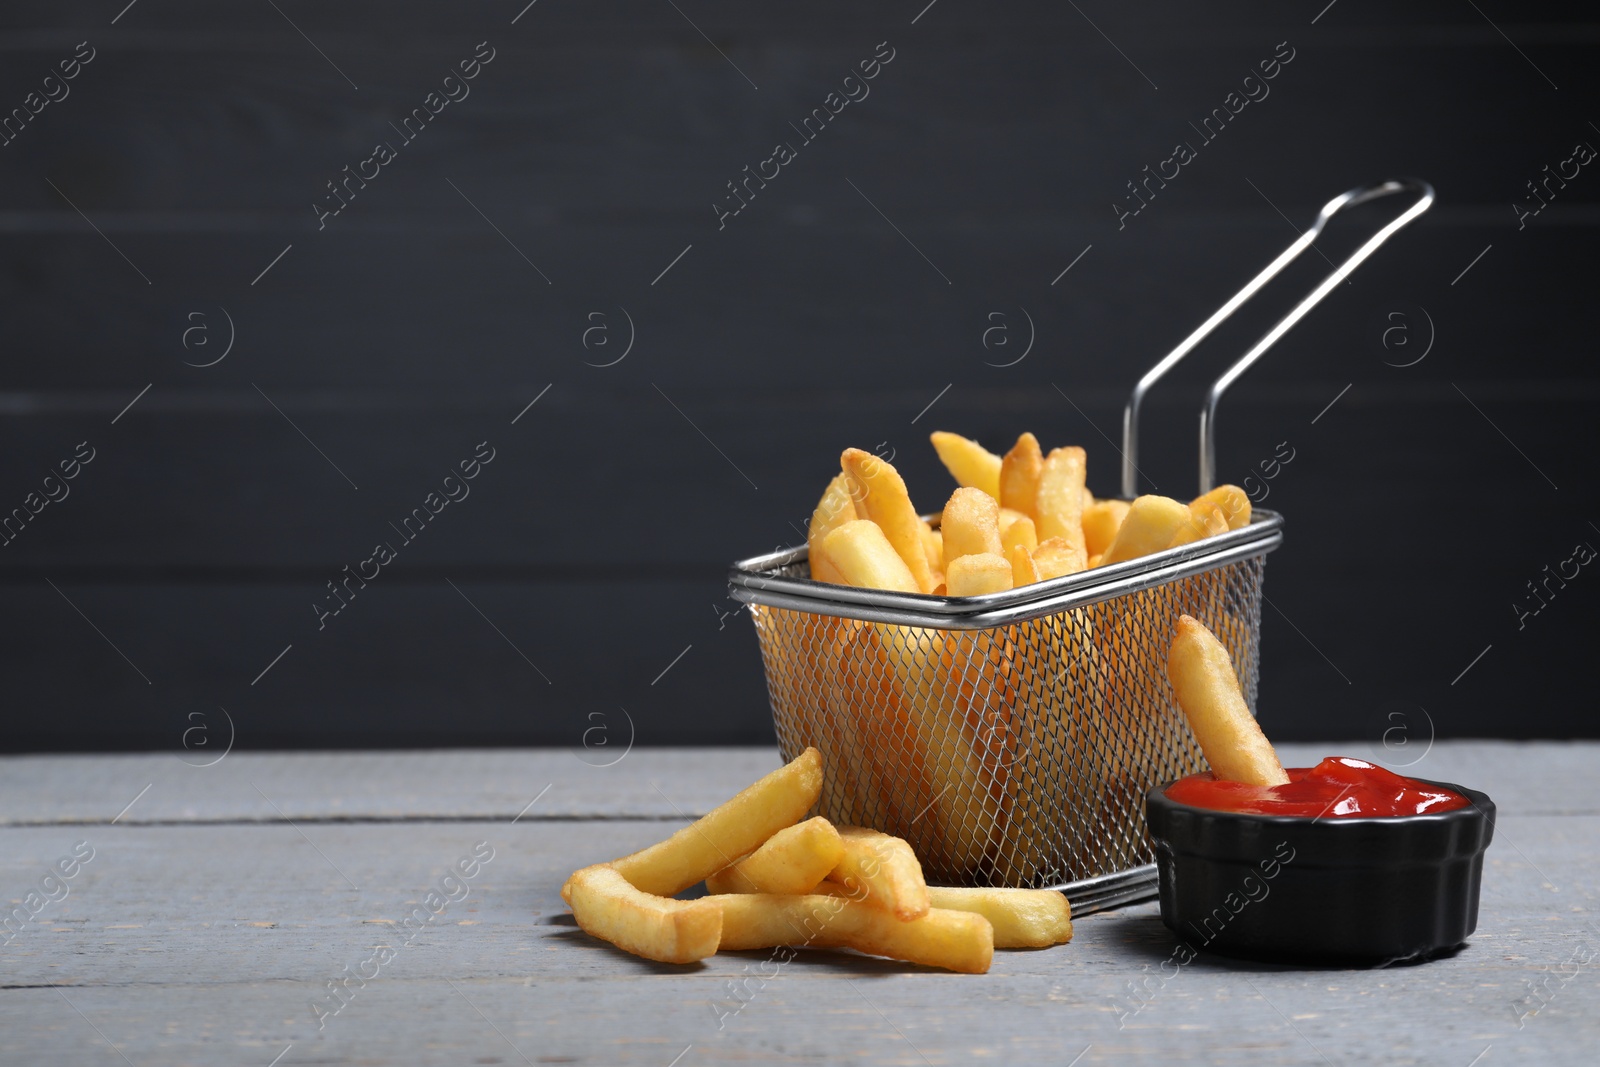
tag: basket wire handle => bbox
[1119,178,1436,498]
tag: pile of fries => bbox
[562,748,1073,974]
[762,432,1258,885]
[808,432,1251,595]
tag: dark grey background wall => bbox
[0,2,1594,752]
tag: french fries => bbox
[1035,446,1088,557]
[805,436,1250,595]
[705,816,845,895]
[1101,495,1193,565]
[1167,615,1287,786]
[1000,515,1038,556]
[1033,536,1086,580]
[564,754,1076,974]
[807,472,860,584]
[829,827,931,921]
[842,448,938,593]
[923,887,1072,949]
[608,747,824,896]
[1008,542,1040,586]
[1082,499,1130,558]
[999,433,1044,516]
[815,883,1072,949]
[756,434,1269,935]
[567,864,722,964]
[920,524,945,575]
[714,892,994,974]
[1192,484,1252,531]
[822,622,942,846]
[929,432,1002,501]
[998,605,1105,885]
[693,821,1064,953]
[822,520,919,594]
[941,487,1003,564]
[946,552,1013,596]
[878,628,1011,875]
[1167,499,1229,549]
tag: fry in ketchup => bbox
[1163,616,1469,817]
[1165,756,1470,817]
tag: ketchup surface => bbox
[1165,756,1470,817]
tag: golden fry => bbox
[567,864,722,964]
[921,523,945,576]
[998,433,1044,517]
[609,748,824,896]
[946,551,1013,597]
[929,432,1002,501]
[1001,515,1038,556]
[1081,499,1130,558]
[1008,542,1041,587]
[813,881,1071,949]
[823,623,946,847]
[1033,536,1087,580]
[996,601,1103,885]
[705,816,845,896]
[874,629,1013,875]
[1167,499,1229,548]
[1167,615,1288,786]
[941,487,1003,564]
[925,886,1072,949]
[1035,446,1088,560]
[822,520,920,593]
[1101,495,1192,565]
[1192,484,1252,530]
[712,892,993,974]
[807,472,859,584]
[842,448,938,593]
[830,827,930,921]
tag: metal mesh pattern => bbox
[749,555,1268,889]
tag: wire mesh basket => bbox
[729,179,1432,912]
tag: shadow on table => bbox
[716,947,970,977]
[543,925,714,972]
[1095,908,1469,971]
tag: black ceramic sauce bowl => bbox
[1145,778,1494,964]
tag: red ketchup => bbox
[1165,756,1471,817]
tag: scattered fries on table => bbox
[704,816,844,896]
[565,864,722,965]
[714,892,994,974]
[609,747,823,896]
[563,748,1073,972]
[830,826,931,921]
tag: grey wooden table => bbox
[1,742,1595,1066]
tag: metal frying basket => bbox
[729,180,1434,913]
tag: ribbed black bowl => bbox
[1145,779,1494,964]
